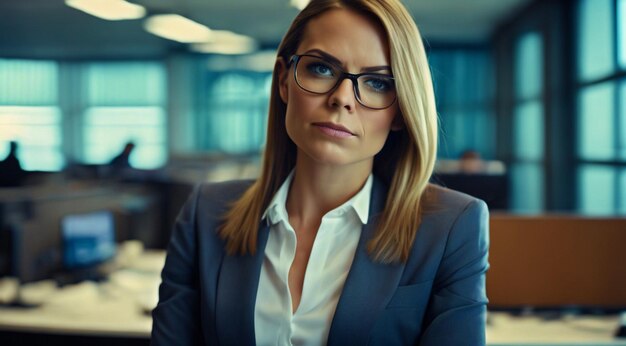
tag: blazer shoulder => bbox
[197,179,255,199]
[423,183,487,213]
[193,179,255,218]
[419,183,489,232]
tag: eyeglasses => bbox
[289,54,397,110]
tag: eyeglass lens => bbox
[294,55,396,109]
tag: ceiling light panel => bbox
[191,31,258,55]
[144,14,213,43]
[65,0,146,21]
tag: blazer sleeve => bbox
[418,199,490,346]
[151,186,203,346]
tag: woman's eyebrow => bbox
[361,65,392,73]
[303,49,343,66]
[302,48,392,73]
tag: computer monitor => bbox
[432,173,509,210]
[61,211,116,269]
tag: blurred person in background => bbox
[0,141,26,187]
[459,149,487,174]
[109,141,136,169]
[152,0,489,345]
[103,141,137,179]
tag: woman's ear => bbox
[391,113,404,131]
[276,58,289,104]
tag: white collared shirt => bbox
[255,171,373,346]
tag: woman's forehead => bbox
[297,8,391,68]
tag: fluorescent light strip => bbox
[65,0,145,21]
[191,31,258,55]
[290,0,310,10]
[144,14,212,43]
[192,42,257,55]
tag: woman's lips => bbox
[312,122,355,138]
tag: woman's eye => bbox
[307,63,334,77]
[364,77,393,92]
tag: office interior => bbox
[0,0,625,345]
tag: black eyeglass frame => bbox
[288,54,397,110]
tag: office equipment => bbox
[432,173,509,210]
[2,183,161,283]
[61,211,116,270]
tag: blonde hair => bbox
[219,0,438,263]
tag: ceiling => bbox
[0,0,532,59]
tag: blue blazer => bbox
[151,177,489,345]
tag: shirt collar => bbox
[261,171,373,226]
[261,170,294,225]
[346,174,372,224]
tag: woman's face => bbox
[278,8,401,169]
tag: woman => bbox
[152,0,489,345]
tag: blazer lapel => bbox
[327,177,406,345]
[215,222,270,345]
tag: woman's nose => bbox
[328,77,357,112]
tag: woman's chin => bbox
[297,146,373,169]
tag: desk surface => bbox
[0,302,152,338]
[0,251,624,345]
[486,312,626,345]
[0,250,164,338]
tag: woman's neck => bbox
[286,154,372,226]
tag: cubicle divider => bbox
[488,214,626,309]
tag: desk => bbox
[486,312,626,345]
[0,250,624,345]
[0,250,165,339]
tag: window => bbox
[618,0,626,68]
[82,62,167,169]
[514,101,544,161]
[198,72,271,154]
[578,165,616,215]
[515,33,543,99]
[578,0,614,81]
[83,107,165,168]
[620,170,626,213]
[511,163,544,213]
[621,83,626,160]
[0,59,63,171]
[429,49,495,159]
[511,31,544,213]
[576,0,625,215]
[578,82,615,160]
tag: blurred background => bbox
[0,0,625,345]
